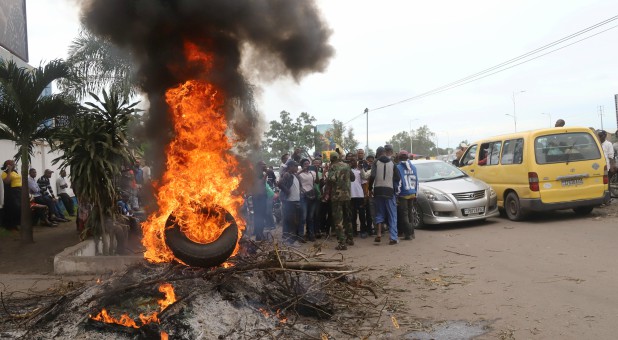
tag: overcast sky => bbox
[26,0,618,152]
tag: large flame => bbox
[89,283,177,328]
[142,42,245,264]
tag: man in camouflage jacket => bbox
[326,153,355,250]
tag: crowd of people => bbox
[1,158,151,232]
[1,160,74,230]
[250,145,420,250]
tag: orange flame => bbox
[89,283,177,328]
[141,41,245,264]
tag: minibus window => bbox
[535,132,600,164]
[501,138,523,165]
[461,145,478,166]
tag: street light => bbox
[507,90,525,132]
[541,112,551,127]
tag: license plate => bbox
[463,206,485,215]
[561,178,583,186]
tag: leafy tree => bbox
[387,125,437,156]
[262,111,316,163]
[331,119,359,154]
[0,59,78,243]
[59,29,137,100]
[343,127,360,154]
[53,89,138,254]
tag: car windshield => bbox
[414,162,467,182]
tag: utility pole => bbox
[598,105,605,130]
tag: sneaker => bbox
[374,236,381,243]
[335,243,348,250]
[389,239,398,245]
[360,232,368,239]
[346,238,354,246]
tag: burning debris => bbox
[77,0,335,268]
[0,241,414,339]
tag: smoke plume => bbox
[77,0,334,179]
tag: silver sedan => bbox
[410,160,499,227]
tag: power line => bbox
[345,14,618,125]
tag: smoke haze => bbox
[77,0,334,183]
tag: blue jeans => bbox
[374,196,398,241]
[300,197,317,238]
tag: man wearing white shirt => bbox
[56,169,75,216]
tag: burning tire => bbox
[164,206,238,268]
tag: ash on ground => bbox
[0,240,420,339]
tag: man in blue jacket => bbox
[395,150,419,240]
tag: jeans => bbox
[282,200,301,243]
[350,197,366,234]
[397,197,415,238]
[300,196,317,238]
[58,193,75,216]
[374,196,398,241]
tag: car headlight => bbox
[423,189,449,201]
[489,187,497,197]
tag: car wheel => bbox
[505,192,527,221]
[411,201,425,228]
[573,206,594,215]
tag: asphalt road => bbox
[341,204,618,339]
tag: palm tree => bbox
[59,29,138,100]
[53,89,139,254]
[0,59,78,243]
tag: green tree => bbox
[0,59,78,243]
[263,111,317,163]
[343,127,360,154]
[53,89,138,254]
[331,119,360,154]
[387,125,437,156]
[59,29,137,100]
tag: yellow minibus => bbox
[457,127,609,220]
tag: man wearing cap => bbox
[38,169,69,222]
[396,150,419,240]
[327,153,354,250]
[369,146,401,245]
[384,144,395,161]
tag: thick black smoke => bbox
[77,0,334,182]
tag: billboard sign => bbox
[0,0,28,62]
[314,124,336,153]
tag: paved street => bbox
[339,205,618,339]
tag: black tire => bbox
[504,192,527,221]
[164,206,238,268]
[411,201,425,228]
[573,206,594,215]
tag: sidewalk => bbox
[0,221,83,275]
